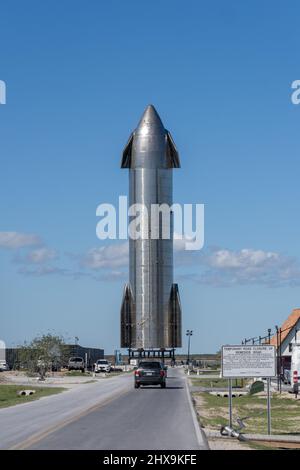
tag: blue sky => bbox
[1,1,300,354]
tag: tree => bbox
[18,334,68,379]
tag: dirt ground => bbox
[207,436,251,450]
[0,370,116,389]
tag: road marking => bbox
[10,385,132,450]
[184,371,210,450]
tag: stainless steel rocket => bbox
[120,105,182,350]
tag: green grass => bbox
[194,391,300,435]
[65,370,125,377]
[191,378,244,388]
[196,370,221,375]
[96,371,126,378]
[106,371,123,377]
[0,384,65,409]
[65,371,91,376]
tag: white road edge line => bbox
[184,374,210,450]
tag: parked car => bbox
[94,359,111,373]
[68,357,84,372]
[0,360,9,372]
[134,361,166,388]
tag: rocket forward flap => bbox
[166,131,180,168]
[121,132,134,168]
[168,283,182,347]
[120,284,135,348]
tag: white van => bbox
[290,343,300,388]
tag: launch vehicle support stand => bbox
[128,348,176,364]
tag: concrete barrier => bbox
[209,391,247,398]
[17,390,36,396]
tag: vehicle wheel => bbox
[161,383,166,389]
[135,383,140,389]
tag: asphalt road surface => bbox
[1,368,208,450]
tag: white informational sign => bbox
[130,359,138,366]
[222,345,276,378]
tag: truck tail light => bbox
[135,370,140,376]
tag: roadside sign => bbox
[222,344,276,435]
[130,359,138,366]
[222,345,276,378]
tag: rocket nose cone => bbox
[135,104,165,135]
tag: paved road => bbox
[0,369,207,450]
[29,368,207,450]
[0,373,132,450]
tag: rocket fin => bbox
[120,284,135,348]
[168,283,182,347]
[121,132,134,168]
[166,131,180,168]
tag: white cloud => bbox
[18,265,66,277]
[26,248,57,264]
[209,248,280,270]
[97,270,127,281]
[79,242,300,287]
[0,232,41,249]
[4,228,299,288]
[13,246,58,268]
[177,247,300,288]
[81,242,129,269]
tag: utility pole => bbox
[268,328,271,344]
[186,330,193,365]
[279,328,282,394]
[276,325,279,392]
[75,336,79,356]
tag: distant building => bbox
[65,344,104,368]
[270,308,300,370]
[5,344,104,370]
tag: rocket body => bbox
[120,105,182,349]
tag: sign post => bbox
[222,345,276,434]
[228,378,233,428]
[267,378,271,435]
